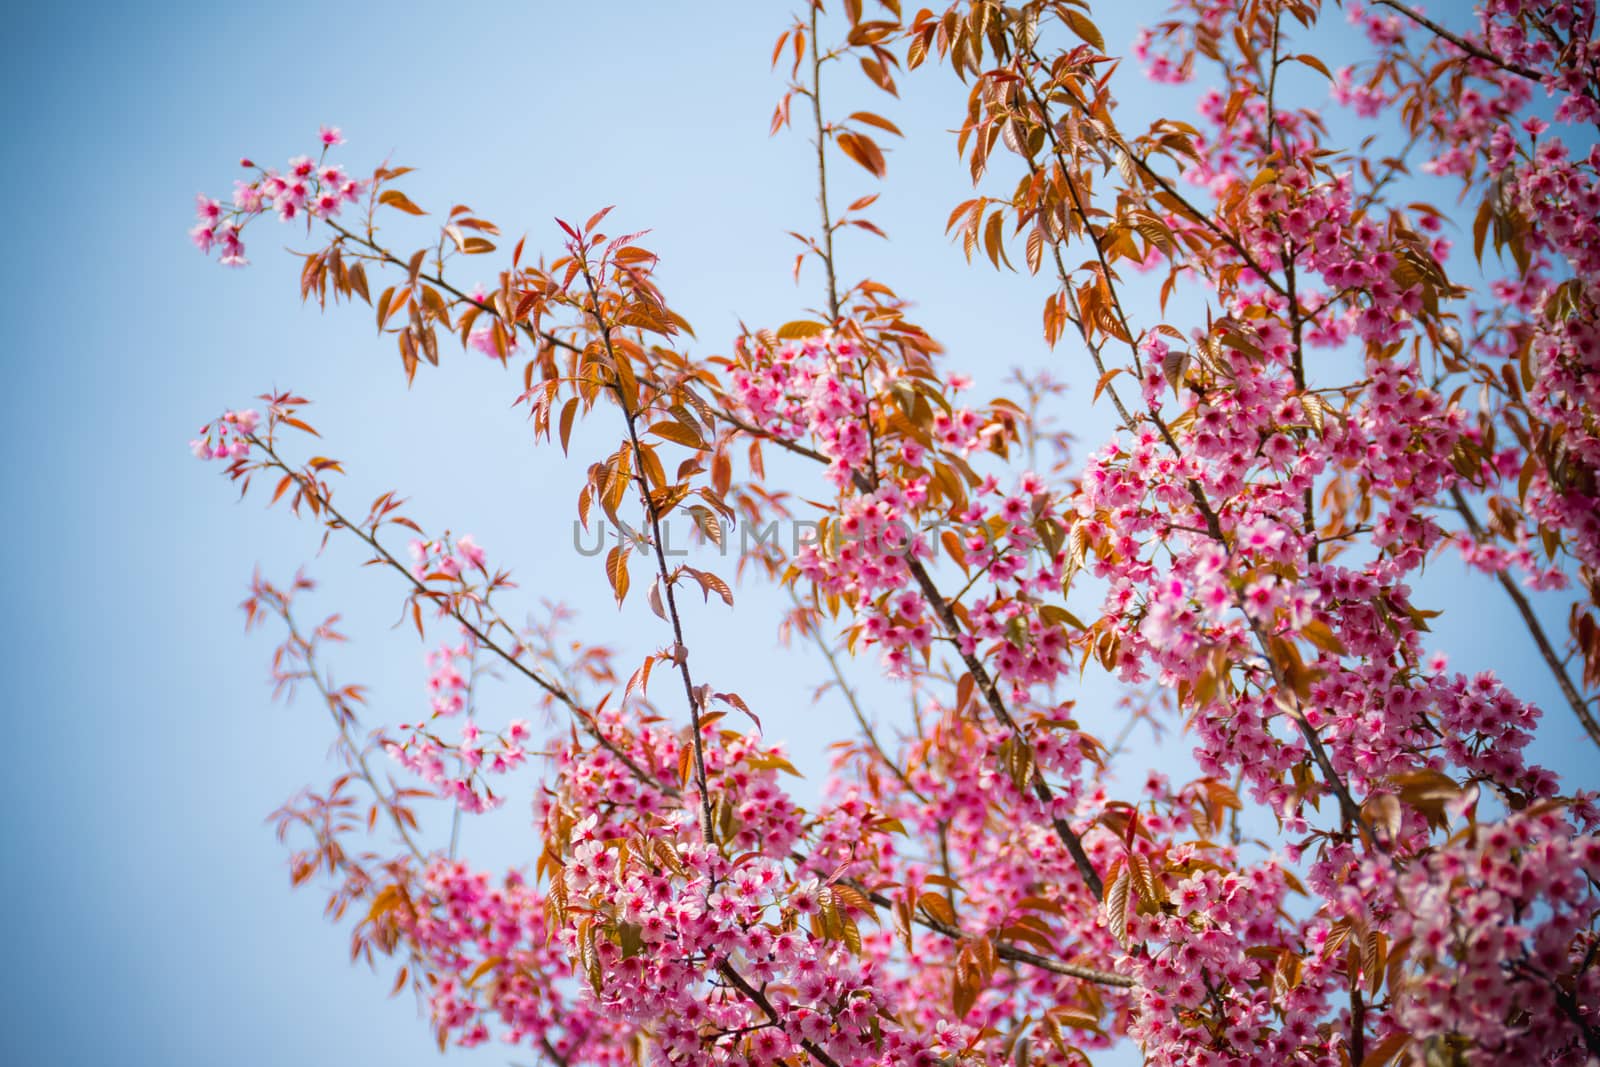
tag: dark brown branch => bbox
[903,555,1106,901]
[1372,0,1546,82]
[579,264,717,844]
[537,1034,571,1067]
[1450,486,1600,751]
[717,963,843,1067]
[324,218,833,470]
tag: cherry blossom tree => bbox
[189,1,1600,1064]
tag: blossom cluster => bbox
[1484,132,1600,571]
[191,127,361,267]
[385,715,529,814]
[407,535,487,582]
[382,633,531,813]
[730,333,992,488]
[387,858,637,1058]
[1384,805,1600,1058]
[393,696,964,1064]
[189,408,258,461]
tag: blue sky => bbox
[1,2,1594,1065]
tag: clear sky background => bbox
[1,2,1594,1066]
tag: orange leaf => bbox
[606,545,631,606]
[648,421,706,450]
[836,132,887,178]
[848,111,903,137]
[378,189,427,216]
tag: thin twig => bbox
[717,962,843,1067]
[1450,486,1600,751]
[324,218,832,470]
[275,604,427,864]
[810,3,841,325]
[786,584,928,802]
[903,556,1106,900]
[448,641,481,859]
[580,263,717,844]
[1372,0,1546,82]
[248,435,669,792]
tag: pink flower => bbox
[455,534,486,571]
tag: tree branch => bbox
[810,2,842,325]
[247,435,670,793]
[1371,0,1546,83]
[273,600,427,864]
[1450,486,1600,751]
[579,262,718,844]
